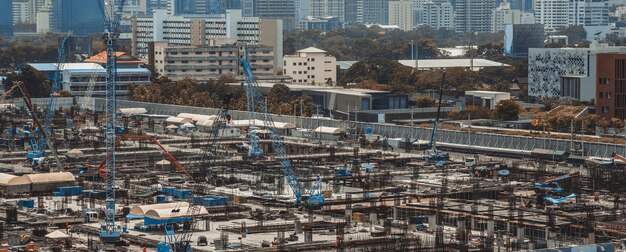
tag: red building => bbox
[596,53,626,120]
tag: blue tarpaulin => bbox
[125,214,144,219]
[144,217,191,225]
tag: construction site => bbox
[2,2,626,252]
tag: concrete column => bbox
[487,219,494,236]
[429,214,437,231]
[345,209,352,223]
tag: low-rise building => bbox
[465,91,511,110]
[596,53,626,120]
[283,47,336,85]
[26,62,151,99]
[152,40,274,81]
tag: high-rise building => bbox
[139,0,168,15]
[12,0,30,24]
[417,0,454,30]
[344,0,358,24]
[510,0,532,11]
[569,0,609,27]
[132,9,284,72]
[51,0,104,35]
[454,0,496,33]
[310,0,345,21]
[491,1,526,32]
[504,23,544,58]
[533,0,569,31]
[0,0,15,37]
[361,0,389,24]
[248,0,296,31]
[388,0,413,31]
[295,0,310,20]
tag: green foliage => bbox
[2,65,51,98]
[284,26,503,61]
[494,100,520,121]
[129,78,316,116]
[0,44,58,70]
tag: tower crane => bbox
[98,0,126,244]
[240,49,322,207]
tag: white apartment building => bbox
[492,1,527,32]
[132,9,283,72]
[569,0,609,27]
[12,0,31,25]
[283,47,337,86]
[419,0,454,30]
[454,0,497,33]
[310,0,345,21]
[388,0,414,31]
[533,0,569,31]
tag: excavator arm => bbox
[97,135,191,179]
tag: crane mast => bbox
[240,51,303,205]
[100,0,125,243]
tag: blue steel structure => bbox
[243,63,263,157]
[241,54,303,205]
[240,51,323,207]
[99,0,126,244]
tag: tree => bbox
[555,25,587,45]
[2,65,51,98]
[494,100,520,121]
[415,96,435,108]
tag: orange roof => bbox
[84,51,144,64]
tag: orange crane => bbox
[97,135,191,179]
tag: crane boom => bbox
[240,53,303,205]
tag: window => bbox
[182,52,189,55]
[298,71,302,74]
[182,61,188,63]
[599,92,604,98]
[311,67,315,70]
[310,58,315,61]
[603,106,609,113]
[293,63,296,66]
[608,93,612,99]
[196,69,202,72]
[195,52,202,55]
[298,62,302,66]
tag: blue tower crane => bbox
[240,49,323,207]
[98,0,125,244]
[423,70,449,163]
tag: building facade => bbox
[298,16,343,30]
[504,24,545,58]
[569,0,609,27]
[152,41,274,81]
[528,44,626,102]
[454,0,496,33]
[361,0,389,25]
[131,9,283,72]
[596,53,626,120]
[12,0,30,25]
[310,0,345,21]
[491,1,526,32]
[388,0,414,31]
[418,0,454,30]
[51,0,104,35]
[0,0,14,38]
[283,47,337,85]
[248,0,296,31]
[533,0,570,31]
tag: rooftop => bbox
[85,51,144,64]
[337,58,510,70]
[27,63,104,72]
[297,47,327,53]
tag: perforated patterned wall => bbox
[528,49,588,98]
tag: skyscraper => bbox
[533,0,569,31]
[361,0,389,24]
[250,0,295,31]
[52,0,104,35]
[454,0,496,33]
[0,0,14,37]
[388,0,413,31]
